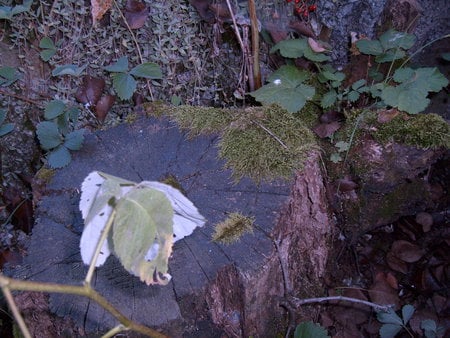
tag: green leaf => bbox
[44,100,66,120]
[356,39,383,55]
[130,63,163,79]
[335,141,350,152]
[105,56,129,73]
[393,67,415,82]
[401,304,415,325]
[0,0,32,20]
[67,106,80,123]
[250,66,314,113]
[321,90,337,108]
[330,153,342,163]
[294,321,330,338]
[375,49,406,63]
[0,66,21,86]
[414,67,449,92]
[270,38,309,58]
[63,129,84,150]
[52,64,87,77]
[379,323,403,338]
[381,84,429,114]
[347,90,360,102]
[369,68,384,82]
[321,70,345,82]
[0,123,14,137]
[40,49,56,62]
[47,146,71,168]
[377,309,403,325]
[36,121,62,150]
[303,47,330,62]
[379,29,416,50]
[112,73,137,100]
[352,79,367,90]
[113,187,174,284]
[39,36,55,49]
[442,52,450,61]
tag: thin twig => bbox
[248,0,261,89]
[0,286,32,338]
[0,88,43,106]
[252,120,289,149]
[113,0,154,100]
[290,295,393,312]
[225,0,245,51]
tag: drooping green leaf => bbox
[47,145,71,168]
[112,73,136,100]
[250,65,314,113]
[401,304,415,325]
[113,187,174,284]
[294,321,330,338]
[130,63,163,79]
[105,56,129,73]
[0,66,21,86]
[64,129,84,150]
[0,0,32,20]
[375,49,406,63]
[271,38,309,59]
[379,29,416,50]
[52,64,87,77]
[44,100,66,120]
[356,39,383,55]
[36,121,62,150]
[321,90,337,108]
[377,309,403,325]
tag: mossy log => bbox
[11,117,332,337]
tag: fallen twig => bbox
[289,295,393,312]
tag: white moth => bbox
[79,171,206,269]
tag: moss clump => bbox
[168,105,235,137]
[374,113,450,149]
[219,105,317,182]
[212,212,254,244]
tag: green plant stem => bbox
[399,34,450,70]
[0,274,168,338]
[85,209,116,286]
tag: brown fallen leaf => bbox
[288,21,315,38]
[91,0,113,25]
[368,272,400,308]
[386,251,409,273]
[320,110,344,123]
[124,0,149,29]
[415,212,433,232]
[377,109,400,123]
[390,240,424,263]
[308,37,330,53]
[75,76,105,107]
[95,95,115,123]
[335,177,358,192]
[313,121,341,138]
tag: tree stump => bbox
[11,117,332,337]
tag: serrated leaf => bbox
[40,49,56,62]
[64,129,84,150]
[0,66,20,86]
[52,64,87,77]
[303,47,330,62]
[36,121,62,150]
[130,62,162,79]
[47,145,71,168]
[294,321,330,338]
[379,323,403,338]
[67,106,80,122]
[393,67,415,82]
[113,187,174,284]
[270,38,309,58]
[39,36,55,49]
[379,29,416,50]
[369,68,384,82]
[356,39,383,55]
[44,100,66,120]
[415,67,449,92]
[267,65,309,84]
[347,90,360,102]
[381,84,429,114]
[401,304,415,325]
[369,82,386,98]
[352,79,367,90]
[321,70,345,82]
[321,90,337,108]
[377,309,403,325]
[112,73,136,100]
[0,123,14,137]
[375,49,406,63]
[105,56,129,72]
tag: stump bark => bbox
[11,117,333,337]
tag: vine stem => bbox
[0,274,168,338]
[288,295,393,312]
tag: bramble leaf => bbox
[105,56,129,73]
[130,63,163,79]
[47,145,71,168]
[64,129,85,150]
[379,29,416,50]
[112,73,136,100]
[401,304,415,325]
[356,39,383,55]
[36,121,62,150]
[294,321,330,338]
[52,64,87,77]
[377,308,403,325]
[44,100,66,120]
[379,323,402,338]
[321,90,337,108]
[0,66,21,86]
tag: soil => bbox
[0,1,449,337]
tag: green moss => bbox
[219,105,317,182]
[212,212,254,244]
[168,105,234,137]
[374,113,450,149]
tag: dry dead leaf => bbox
[75,76,105,106]
[124,0,149,29]
[368,272,400,308]
[95,95,115,123]
[386,251,408,273]
[308,37,329,53]
[288,21,315,38]
[415,212,433,232]
[377,109,400,123]
[91,0,113,25]
[390,240,424,263]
